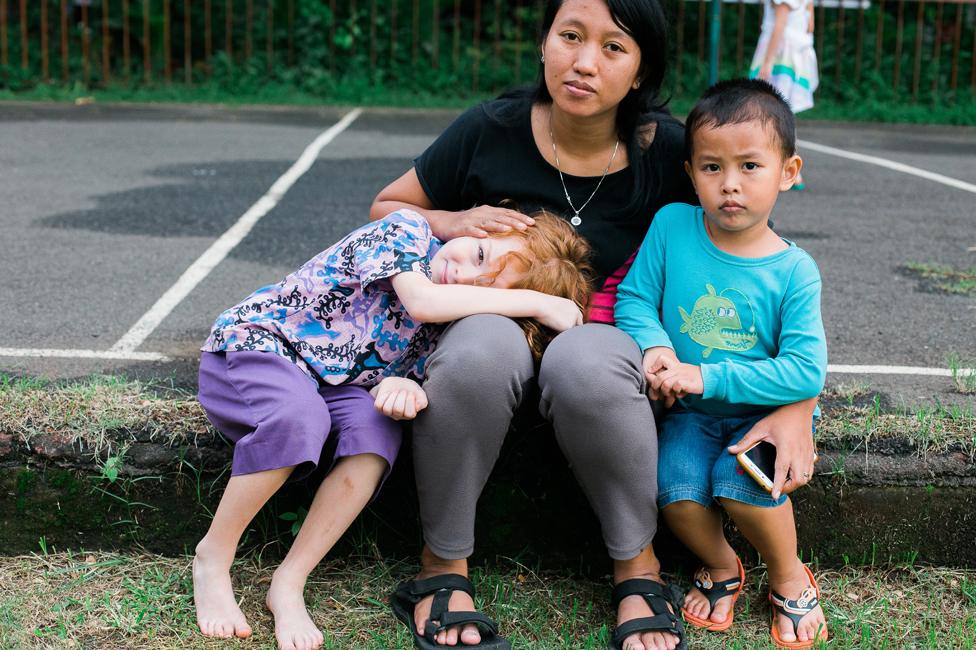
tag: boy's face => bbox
[685,120,801,238]
[430,235,527,288]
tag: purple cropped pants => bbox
[198,351,402,488]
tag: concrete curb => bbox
[4,429,974,486]
[2,400,974,566]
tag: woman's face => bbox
[541,0,643,120]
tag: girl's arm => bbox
[370,168,534,241]
[808,1,814,33]
[760,3,791,79]
[390,271,583,332]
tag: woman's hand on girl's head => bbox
[445,205,536,240]
[533,294,584,332]
[370,377,429,421]
[727,397,818,499]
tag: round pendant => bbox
[570,215,582,227]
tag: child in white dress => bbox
[750,0,818,188]
[750,0,818,112]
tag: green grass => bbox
[2,374,975,647]
[4,79,975,125]
[799,96,976,126]
[946,354,976,395]
[0,552,973,648]
[0,374,210,455]
[3,374,974,459]
[0,79,487,111]
[815,398,976,456]
[903,263,976,296]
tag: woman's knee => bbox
[541,324,641,386]
[539,324,644,412]
[424,315,534,396]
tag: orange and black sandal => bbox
[768,564,829,649]
[680,556,745,632]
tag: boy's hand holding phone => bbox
[736,440,778,493]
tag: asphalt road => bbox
[1,102,973,407]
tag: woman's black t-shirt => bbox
[413,96,698,286]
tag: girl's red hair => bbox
[483,210,594,360]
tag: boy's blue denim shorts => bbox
[657,408,788,509]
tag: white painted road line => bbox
[828,364,973,377]
[798,139,976,194]
[109,107,364,355]
[0,348,169,361]
[0,345,970,378]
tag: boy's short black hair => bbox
[684,78,796,161]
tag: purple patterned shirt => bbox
[202,211,443,386]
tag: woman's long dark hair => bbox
[488,0,674,218]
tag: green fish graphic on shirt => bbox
[678,284,758,358]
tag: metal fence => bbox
[2,0,974,102]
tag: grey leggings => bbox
[413,315,659,561]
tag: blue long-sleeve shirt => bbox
[615,203,827,417]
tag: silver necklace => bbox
[549,115,620,227]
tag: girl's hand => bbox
[642,347,679,400]
[652,363,704,403]
[438,205,535,240]
[370,377,429,421]
[534,295,584,332]
[727,398,818,499]
[759,61,774,80]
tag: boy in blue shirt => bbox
[615,79,828,649]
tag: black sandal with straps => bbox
[390,573,512,650]
[608,578,687,650]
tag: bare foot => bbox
[616,573,680,650]
[770,562,827,644]
[681,557,741,625]
[412,548,482,646]
[266,569,324,650]
[192,543,252,639]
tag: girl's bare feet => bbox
[266,568,324,650]
[681,553,741,626]
[412,547,482,646]
[192,541,252,639]
[770,562,827,643]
